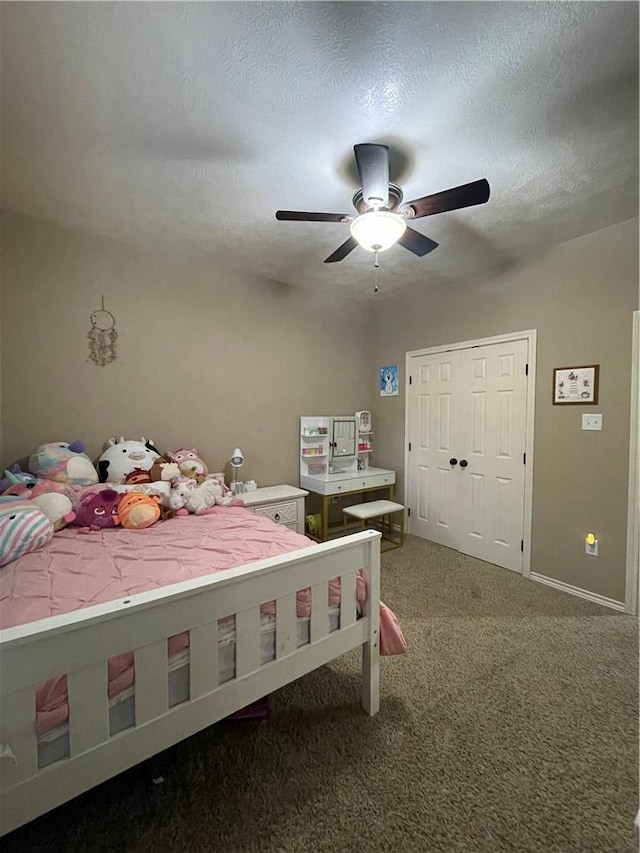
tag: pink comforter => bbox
[0,508,406,735]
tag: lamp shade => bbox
[349,210,407,252]
[230,448,244,467]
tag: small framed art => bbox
[552,364,599,405]
[380,365,399,397]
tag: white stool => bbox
[342,499,405,550]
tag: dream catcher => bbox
[87,297,118,366]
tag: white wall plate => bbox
[582,414,603,431]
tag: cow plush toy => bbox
[97,437,161,484]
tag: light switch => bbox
[582,414,602,431]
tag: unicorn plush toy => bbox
[1,468,77,531]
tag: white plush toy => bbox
[166,477,197,514]
[97,436,161,484]
[183,478,237,515]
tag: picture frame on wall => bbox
[553,364,599,405]
[379,365,399,397]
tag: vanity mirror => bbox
[332,418,356,458]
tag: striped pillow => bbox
[0,499,54,567]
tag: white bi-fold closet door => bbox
[407,336,530,572]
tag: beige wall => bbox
[2,211,638,602]
[371,216,639,602]
[0,212,374,487]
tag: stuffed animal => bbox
[149,458,181,483]
[29,441,98,487]
[0,464,37,492]
[166,477,197,516]
[124,468,153,486]
[167,448,209,480]
[183,478,242,515]
[118,492,161,530]
[182,479,220,515]
[0,498,54,567]
[206,473,243,507]
[208,472,234,498]
[3,480,76,533]
[31,491,76,532]
[2,473,77,532]
[97,437,161,484]
[74,488,121,532]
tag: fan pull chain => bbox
[373,250,379,292]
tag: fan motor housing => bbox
[352,183,404,214]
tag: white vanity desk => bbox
[300,467,396,542]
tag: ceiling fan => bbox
[275,143,490,264]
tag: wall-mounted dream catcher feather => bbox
[87,297,118,366]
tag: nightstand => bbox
[240,485,308,534]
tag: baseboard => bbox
[529,572,625,612]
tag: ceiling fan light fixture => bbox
[349,210,406,252]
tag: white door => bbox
[407,338,529,572]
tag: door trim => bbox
[625,311,639,615]
[404,329,537,577]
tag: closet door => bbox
[407,349,465,552]
[407,338,529,572]
[455,339,529,571]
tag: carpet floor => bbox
[4,535,638,853]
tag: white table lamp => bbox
[230,448,244,492]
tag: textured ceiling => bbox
[1,2,638,299]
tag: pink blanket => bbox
[0,508,406,735]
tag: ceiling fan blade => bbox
[404,179,490,219]
[324,236,358,263]
[397,227,439,257]
[275,211,351,222]
[354,144,389,208]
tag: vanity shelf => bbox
[300,411,375,485]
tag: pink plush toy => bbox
[167,448,208,480]
[2,468,77,531]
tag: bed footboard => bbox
[0,530,381,836]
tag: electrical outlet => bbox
[582,414,603,431]
[585,533,598,556]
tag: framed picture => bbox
[379,365,399,397]
[553,364,599,405]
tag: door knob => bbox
[459,459,468,468]
[449,458,458,466]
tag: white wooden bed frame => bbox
[0,530,381,836]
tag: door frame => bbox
[404,329,537,577]
[625,311,639,615]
